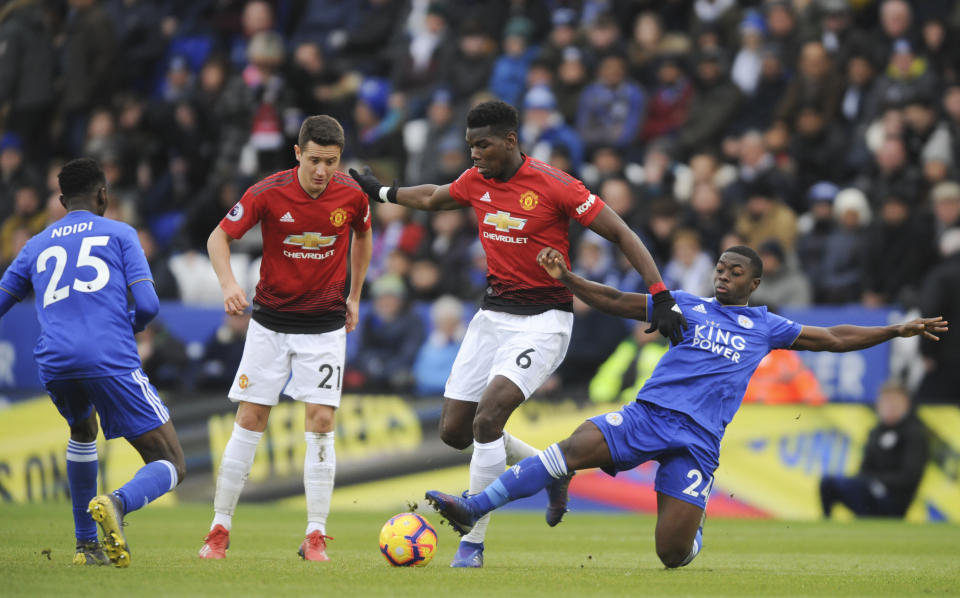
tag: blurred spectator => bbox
[489,17,538,108]
[416,209,476,299]
[815,0,870,70]
[866,135,923,208]
[367,202,425,280]
[764,0,801,71]
[725,130,793,209]
[917,228,960,403]
[521,86,584,175]
[734,46,788,134]
[930,182,960,240]
[446,21,497,103]
[323,0,401,76]
[749,239,811,311]
[536,8,579,69]
[104,0,167,93]
[796,181,838,285]
[196,312,251,391]
[412,295,464,396]
[820,381,928,518]
[862,195,936,308]
[576,53,645,155]
[288,41,359,123]
[350,77,405,181]
[219,30,297,176]
[137,227,180,300]
[734,180,798,251]
[589,323,667,404]
[775,41,842,127]
[404,87,460,184]
[816,187,871,303]
[663,229,714,296]
[676,50,741,159]
[60,0,118,155]
[871,0,916,70]
[871,39,937,113]
[597,177,639,229]
[558,296,628,393]
[627,11,689,88]
[582,12,626,64]
[789,103,848,206]
[136,321,190,390]
[0,0,57,163]
[0,185,46,265]
[902,93,953,176]
[683,180,735,259]
[0,133,39,220]
[839,51,881,134]
[919,16,958,85]
[349,274,425,392]
[230,0,275,70]
[638,198,681,269]
[742,349,825,404]
[731,10,766,97]
[554,46,589,126]
[640,56,693,144]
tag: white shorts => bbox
[228,318,346,407]
[444,308,573,402]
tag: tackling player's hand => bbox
[349,167,397,203]
[345,297,360,333]
[536,247,568,280]
[645,290,688,346]
[221,282,249,316]
[897,316,948,341]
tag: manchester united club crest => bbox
[330,208,348,227]
[238,374,249,389]
[518,190,539,211]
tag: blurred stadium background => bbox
[0,0,958,525]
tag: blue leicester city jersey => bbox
[0,211,154,382]
[639,290,803,440]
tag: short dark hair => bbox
[298,115,345,149]
[466,101,519,138]
[724,245,763,278]
[58,158,105,199]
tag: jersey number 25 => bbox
[37,236,111,308]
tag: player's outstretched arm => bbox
[207,225,249,316]
[587,206,687,345]
[537,247,647,320]
[349,167,461,211]
[790,317,948,352]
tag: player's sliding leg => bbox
[91,420,186,568]
[200,402,269,559]
[427,421,614,533]
[300,404,336,562]
[67,413,108,566]
[654,493,705,568]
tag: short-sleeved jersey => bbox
[449,156,605,314]
[0,211,153,382]
[638,290,803,439]
[220,168,370,333]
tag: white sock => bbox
[304,431,336,535]
[503,431,538,466]
[679,535,701,567]
[462,436,506,544]
[212,423,262,531]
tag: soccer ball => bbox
[378,512,438,567]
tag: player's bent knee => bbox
[472,412,505,444]
[439,425,472,450]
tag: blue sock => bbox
[114,460,177,515]
[67,440,99,542]
[470,444,568,514]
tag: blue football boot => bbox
[449,540,484,568]
[424,490,480,536]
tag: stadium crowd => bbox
[1,0,958,401]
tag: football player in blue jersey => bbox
[427,245,947,568]
[0,158,186,568]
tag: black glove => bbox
[348,167,397,203]
[645,290,688,346]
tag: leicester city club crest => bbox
[518,190,539,211]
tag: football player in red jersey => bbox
[199,116,372,562]
[351,101,687,567]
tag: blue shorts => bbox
[589,400,720,509]
[45,368,170,440]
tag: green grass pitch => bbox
[1,502,958,597]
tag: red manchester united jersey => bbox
[449,156,605,314]
[219,168,370,332]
